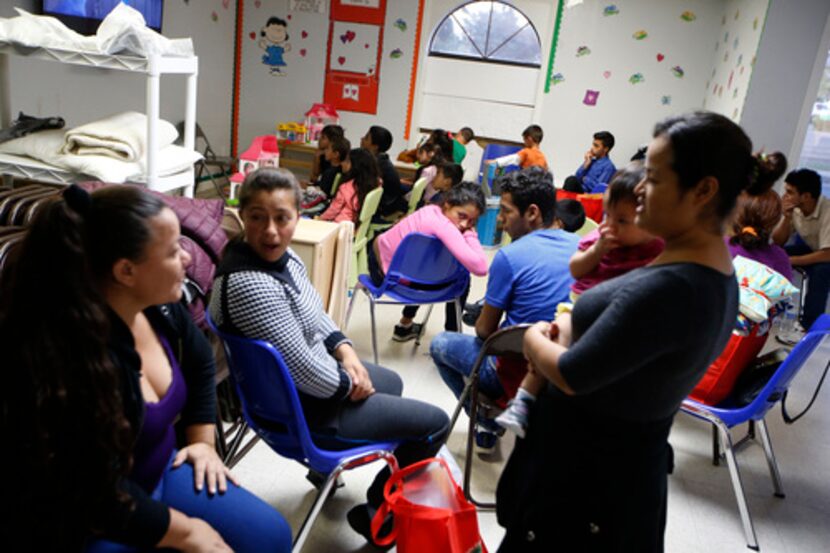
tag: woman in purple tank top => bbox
[1,185,290,552]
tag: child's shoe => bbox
[474,428,498,455]
[392,323,423,342]
[495,399,530,438]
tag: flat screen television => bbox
[41,1,163,35]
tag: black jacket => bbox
[376,153,408,217]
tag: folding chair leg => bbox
[449,379,473,435]
[719,424,760,551]
[756,419,785,498]
[463,378,495,511]
[415,304,435,346]
[293,466,344,552]
[344,282,363,331]
[368,297,378,365]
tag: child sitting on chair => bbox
[368,182,489,342]
[319,148,379,224]
[424,162,464,206]
[495,163,664,437]
[485,125,548,171]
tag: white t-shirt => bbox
[793,195,830,251]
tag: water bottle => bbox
[777,290,800,345]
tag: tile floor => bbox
[224,252,830,553]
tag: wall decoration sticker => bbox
[734,9,740,20]
[680,11,696,22]
[753,17,758,30]
[632,30,648,40]
[583,89,599,106]
[737,53,743,66]
[302,30,309,38]
[390,48,403,59]
[603,70,611,79]
[661,95,672,105]
[577,46,591,57]
[394,18,407,32]
[603,5,619,16]
[324,0,387,114]
[544,0,566,94]
[551,72,565,85]
[656,53,665,62]
[255,0,261,7]
[671,66,684,78]
[260,16,291,76]
[300,48,307,56]
[222,0,230,9]
[211,11,218,22]
[629,72,644,84]
[289,0,325,13]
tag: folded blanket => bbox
[0,128,201,183]
[60,111,178,162]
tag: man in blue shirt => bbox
[572,131,616,193]
[430,168,582,452]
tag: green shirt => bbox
[452,139,466,164]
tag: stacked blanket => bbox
[0,112,201,183]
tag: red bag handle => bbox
[370,457,455,545]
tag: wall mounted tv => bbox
[41,1,163,35]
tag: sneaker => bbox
[495,401,529,439]
[392,323,423,342]
[462,299,485,327]
[347,503,395,551]
[474,429,498,454]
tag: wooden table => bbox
[278,140,417,182]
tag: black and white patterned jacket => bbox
[210,239,353,400]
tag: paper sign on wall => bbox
[290,0,326,13]
[324,0,387,114]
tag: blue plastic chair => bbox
[680,314,830,551]
[206,313,400,552]
[344,233,471,364]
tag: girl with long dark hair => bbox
[319,147,380,225]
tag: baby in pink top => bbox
[570,162,664,298]
[374,182,488,340]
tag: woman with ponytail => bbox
[496,112,765,552]
[0,185,290,553]
[727,151,792,280]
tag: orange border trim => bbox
[231,0,245,160]
[404,0,426,141]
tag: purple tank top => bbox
[131,334,188,491]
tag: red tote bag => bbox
[689,326,769,405]
[371,457,488,553]
[556,189,604,223]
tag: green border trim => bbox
[544,0,566,94]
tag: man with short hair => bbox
[568,130,616,193]
[772,168,830,328]
[430,167,580,452]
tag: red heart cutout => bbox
[249,31,256,40]
[657,53,665,62]
[302,30,308,39]
[346,31,356,42]
[287,14,292,20]
[300,49,307,57]
[338,56,346,65]
[364,43,369,49]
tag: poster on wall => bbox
[289,0,326,13]
[323,0,387,114]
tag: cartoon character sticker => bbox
[260,17,292,76]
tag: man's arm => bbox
[790,248,830,266]
[475,303,503,340]
[772,213,792,246]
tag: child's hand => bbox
[594,221,620,254]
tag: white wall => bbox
[740,0,830,164]
[3,1,237,156]
[236,0,421,154]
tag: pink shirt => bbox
[376,204,488,276]
[571,229,664,295]
[319,179,358,223]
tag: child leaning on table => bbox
[496,163,665,437]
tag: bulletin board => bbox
[323,0,387,114]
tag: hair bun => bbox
[746,151,787,196]
[63,184,92,218]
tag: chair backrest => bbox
[743,314,830,420]
[407,177,429,213]
[329,172,343,198]
[575,217,599,237]
[354,186,384,242]
[377,232,470,303]
[205,314,319,465]
[481,324,532,357]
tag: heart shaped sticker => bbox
[364,43,370,49]
[338,56,346,65]
[301,30,308,39]
[222,0,229,9]
[249,31,256,40]
[300,49,307,57]
[657,53,665,62]
[603,70,611,79]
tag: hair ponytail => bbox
[745,151,787,196]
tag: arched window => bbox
[429,1,542,68]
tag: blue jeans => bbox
[786,242,830,329]
[86,452,292,553]
[430,332,505,403]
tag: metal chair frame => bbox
[680,314,830,551]
[447,324,531,510]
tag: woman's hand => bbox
[336,344,375,401]
[553,312,573,347]
[159,510,232,553]
[173,443,239,495]
[523,321,552,361]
